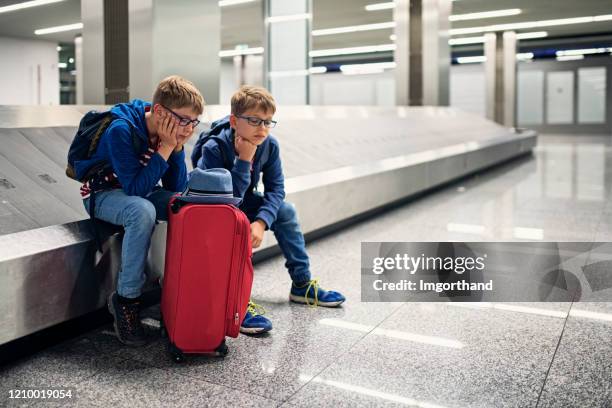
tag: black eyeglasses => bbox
[161,105,200,127]
[236,115,277,129]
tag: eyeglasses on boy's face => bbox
[160,105,200,127]
[236,115,277,129]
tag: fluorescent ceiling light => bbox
[365,2,395,11]
[267,13,310,23]
[450,14,612,35]
[556,55,585,61]
[218,0,256,6]
[57,62,67,69]
[218,46,264,57]
[340,61,396,75]
[450,8,521,22]
[34,22,82,35]
[313,21,395,36]
[456,55,486,64]
[309,66,327,74]
[310,43,396,57]
[556,47,612,57]
[516,52,534,60]
[0,0,65,14]
[516,31,548,40]
[449,31,547,45]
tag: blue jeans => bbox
[83,188,176,298]
[242,196,311,284]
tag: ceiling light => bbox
[556,47,612,57]
[309,66,327,74]
[0,0,65,14]
[449,8,521,22]
[449,31,547,45]
[58,62,67,69]
[556,55,585,61]
[34,22,83,35]
[218,0,256,6]
[365,2,395,11]
[456,56,486,64]
[516,31,548,40]
[266,13,311,23]
[340,62,396,75]
[312,21,395,36]
[389,34,396,41]
[218,46,264,57]
[516,52,534,61]
[310,44,396,57]
[450,14,612,36]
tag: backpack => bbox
[191,122,232,170]
[66,110,140,182]
[66,110,141,253]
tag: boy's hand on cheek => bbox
[158,111,178,149]
[250,220,266,248]
[235,135,257,161]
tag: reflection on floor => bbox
[1,134,611,407]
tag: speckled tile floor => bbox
[1,135,611,407]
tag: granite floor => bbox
[1,134,611,407]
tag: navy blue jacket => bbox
[192,116,285,228]
[75,99,188,197]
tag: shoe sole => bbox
[289,294,345,307]
[239,326,272,335]
[107,292,147,347]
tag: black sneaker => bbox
[107,292,147,347]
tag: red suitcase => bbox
[160,198,253,362]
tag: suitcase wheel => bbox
[214,340,229,357]
[168,342,185,363]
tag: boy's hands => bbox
[156,110,178,160]
[158,110,178,149]
[235,136,257,161]
[250,219,266,248]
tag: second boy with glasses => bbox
[191,85,346,335]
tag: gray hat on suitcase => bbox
[181,168,242,205]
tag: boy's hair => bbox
[231,85,276,117]
[152,75,205,115]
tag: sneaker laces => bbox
[304,279,319,307]
[247,301,266,317]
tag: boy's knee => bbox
[277,201,297,223]
[123,198,156,228]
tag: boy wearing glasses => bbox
[79,75,204,346]
[192,85,345,335]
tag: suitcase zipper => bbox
[231,211,248,332]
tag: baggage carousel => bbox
[0,105,537,345]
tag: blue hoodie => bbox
[75,99,187,197]
[192,116,285,229]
